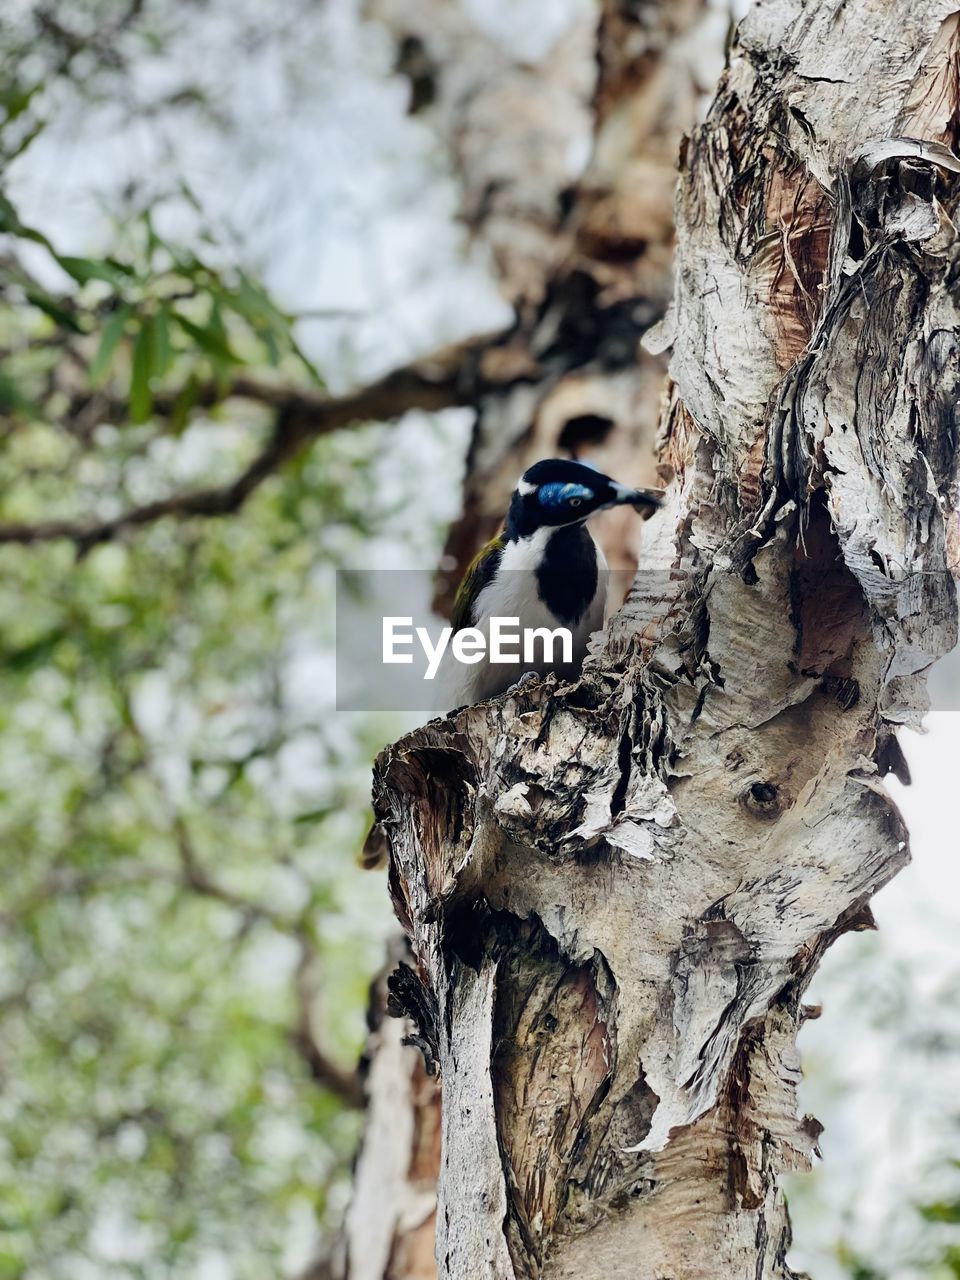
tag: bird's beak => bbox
[610,482,663,516]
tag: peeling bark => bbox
[347,11,722,1274]
[367,1,960,1277]
[366,0,596,313]
[341,947,441,1280]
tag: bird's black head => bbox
[505,458,661,540]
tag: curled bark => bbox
[371,1,960,1276]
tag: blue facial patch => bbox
[538,482,594,508]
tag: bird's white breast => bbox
[436,528,608,710]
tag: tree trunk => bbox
[338,944,441,1280]
[431,0,722,610]
[368,0,722,603]
[368,1,960,1277]
[366,0,596,316]
[343,8,720,1278]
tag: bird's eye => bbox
[569,497,582,508]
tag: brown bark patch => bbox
[754,158,832,370]
[386,1056,442,1280]
[593,0,704,124]
[791,502,867,678]
[493,923,612,1270]
[739,429,767,512]
[383,745,480,901]
[575,155,677,282]
[661,393,699,485]
[900,11,960,151]
[433,496,502,617]
[723,1008,815,1215]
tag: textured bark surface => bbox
[369,0,721,607]
[366,0,596,314]
[340,946,441,1280]
[346,11,722,1275]
[369,1,960,1277]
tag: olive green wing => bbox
[450,533,506,633]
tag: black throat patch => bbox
[535,525,599,625]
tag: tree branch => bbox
[0,341,489,549]
[291,939,365,1110]
[69,337,491,434]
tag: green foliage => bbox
[0,424,409,1275]
[786,930,960,1280]
[0,6,436,1274]
[0,190,321,435]
[922,1201,960,1227]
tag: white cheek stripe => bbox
[611,482,632,501]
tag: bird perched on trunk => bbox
[360,458,661,868]
[436,458,661,711]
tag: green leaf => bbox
[171,311,238,365]
[920,1200,960,1224]
[217,274,322,381]
[3,117,45,164]
[129,319,155,423]
[169,372,199,435]
[293,806,335,826]
[90,306,131,385]
[151,304,173,379]
[260,326,280,367]
[224,275,289,330]
[24,289,83,333]
[0,192,22,233]
[4,630,66,673]
[57,256,131,290]
[288,333,323,385]
[143,208,162,260]
[208,297,230,348]
[0,192,54,251]
[0,77,40,126]
[0,371,32,413]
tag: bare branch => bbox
[0,340,490,549]
[34,0,146,72]
[170,815,298,934]
[291,940,365,1109]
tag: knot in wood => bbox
[741,780,783,821]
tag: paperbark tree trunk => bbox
[366,0,596,316]
[429,0,723,610]
[366,1,960,1277]
[368,0,723,605]
[342,8,720,1278]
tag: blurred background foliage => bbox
[0,1,959,1278]
[0,2,474,1274]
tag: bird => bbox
[359,458,662,869]
[436,458,661,711]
